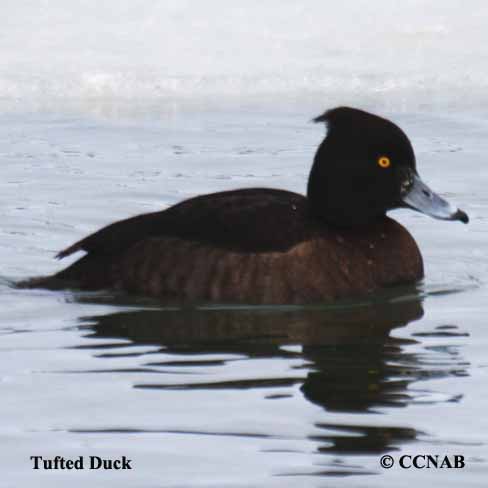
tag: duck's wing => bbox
[56,188,317,259]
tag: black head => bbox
[307,107,468,227]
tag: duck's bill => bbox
[401,173,469,224]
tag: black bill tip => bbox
[453,209,469,224]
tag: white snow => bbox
[1,1,487,112]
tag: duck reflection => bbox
[78,289,467,457]
[81,291,422,349]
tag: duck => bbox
[21,107,468,304]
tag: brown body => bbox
[103,219,422,304]
[24,189,423,304]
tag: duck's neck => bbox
[306,161,387,228]
[306,148,345,225]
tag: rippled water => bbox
[1,107,486,487]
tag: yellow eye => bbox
[377,156,391,168]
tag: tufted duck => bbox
[21,107,468,303]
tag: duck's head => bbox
[307,107,468,227]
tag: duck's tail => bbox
[16,274,73,290]
[16,253,114,291]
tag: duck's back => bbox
[26,188,424,303]
[57,188,317,258]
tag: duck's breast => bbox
[111,217,423,304]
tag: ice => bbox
[2,1,488,113]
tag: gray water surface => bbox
[1,108,486,487]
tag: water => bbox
[1,108,486,487]
[2,2,488,487]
